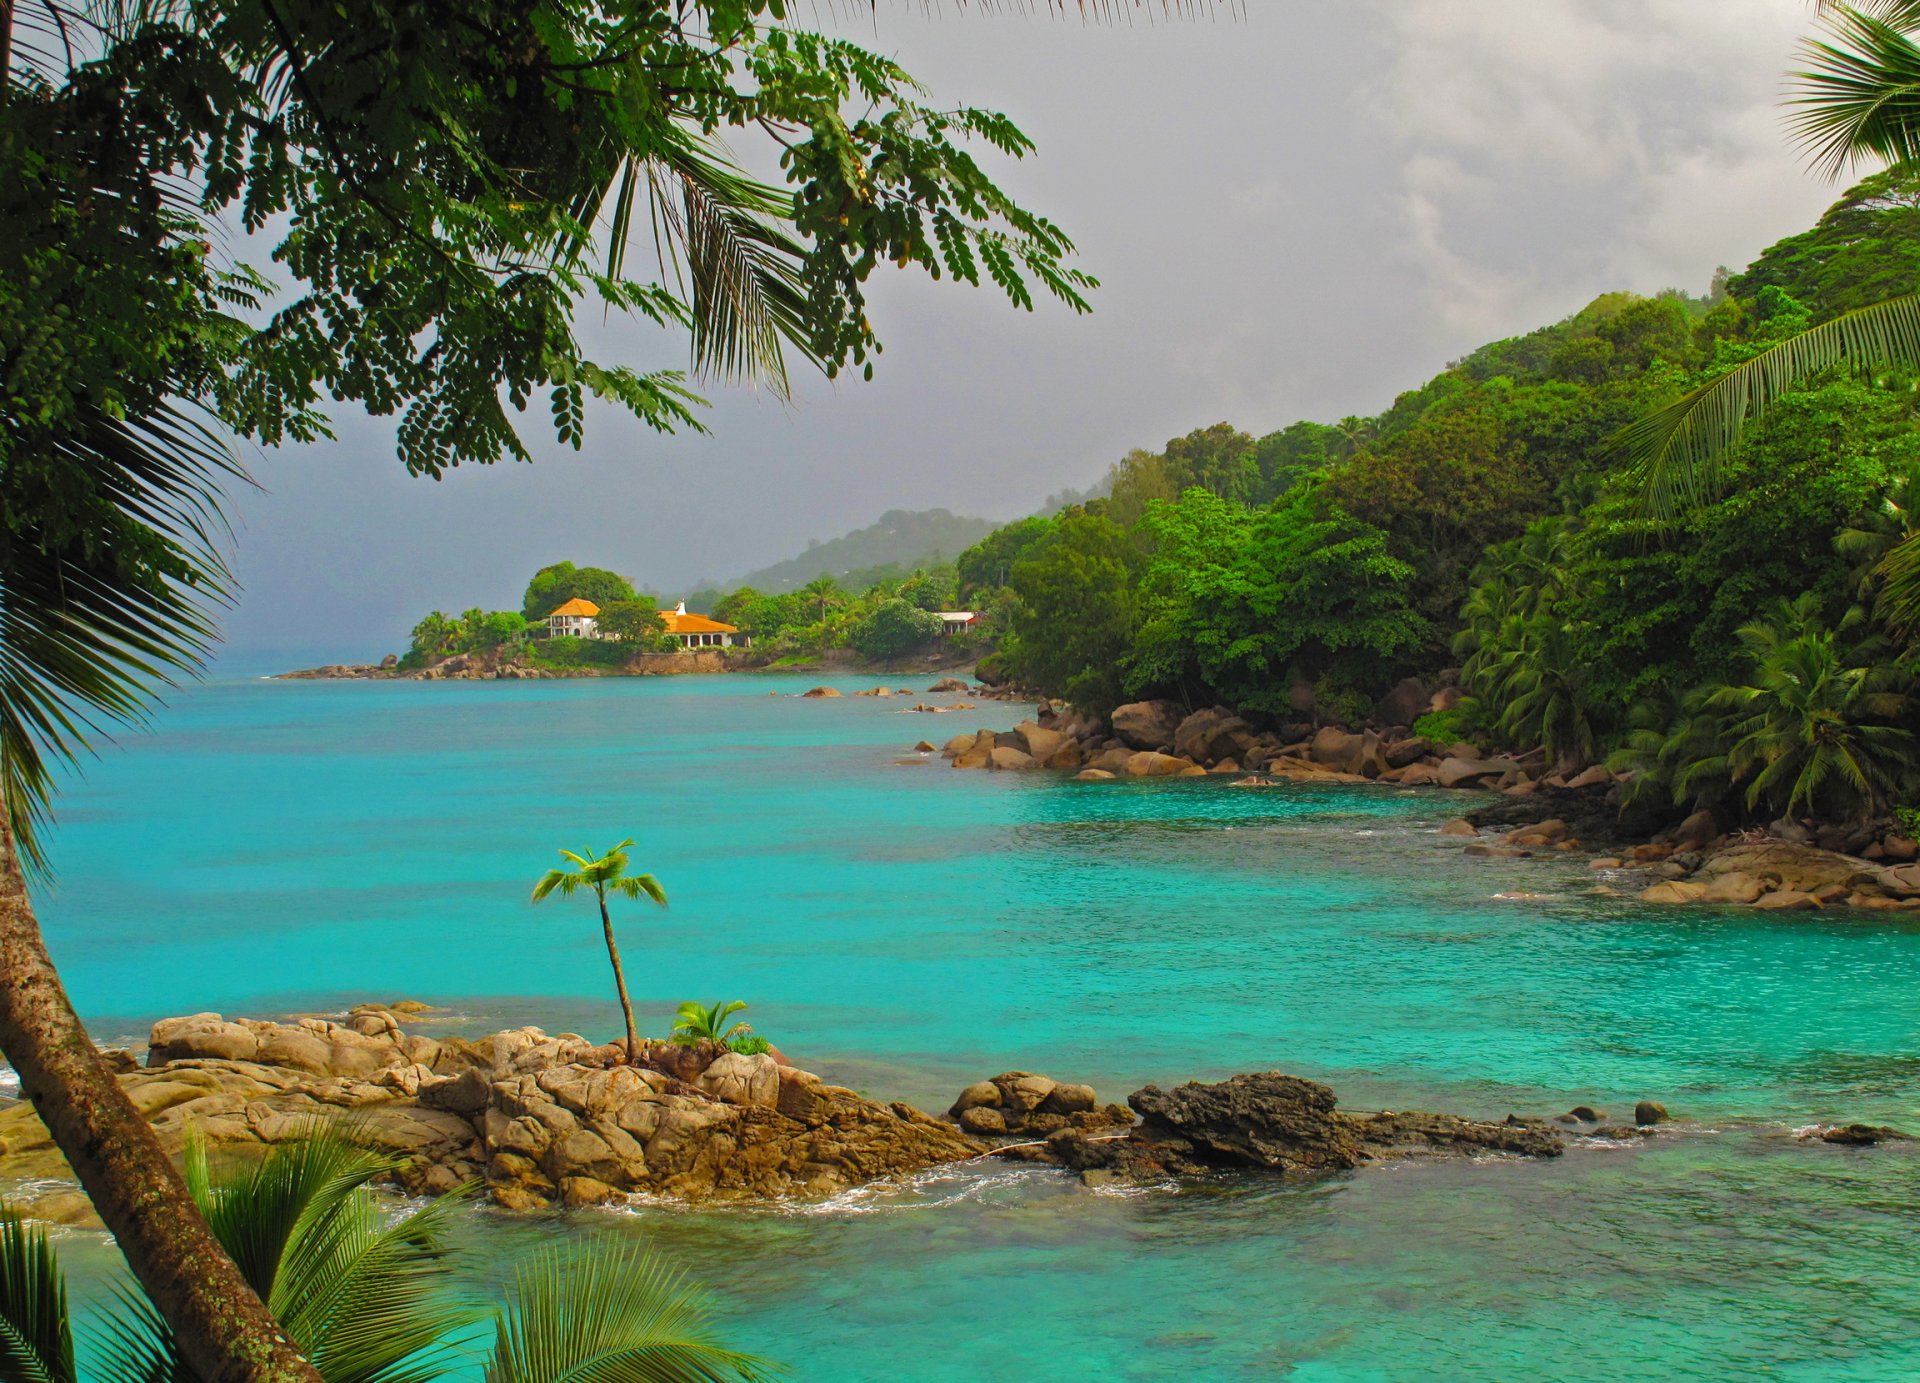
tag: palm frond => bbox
[1874,529,1920,633]
[642,138,808,399]
[1793,6,1920,177]
[188,1127,477,1383]
[1817,0,1920,28]
[0,401,242,876]
[1612,292,1920,518]
[0,1205,75,1383]
[485,1243,774,1383]
[613,873,668,907]
[531,870,581,902]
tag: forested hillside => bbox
[702,508,1001,597]
[959,167,1920,828]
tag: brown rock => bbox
[1700,872,1765,905]
[1372,676,1429,728]
[801,686,841,698]
[1109,699,1185,751]
[1173,707,1256,766]
[1641,881,1708,904]
[1012,720,1066,764]
[1672,809,1719,851]
[1436,757,1515,789]
[1439,819,1478,838]
[1074,769,1116,781]
[1753,889,1821,911]
[959,1106,1007,1135]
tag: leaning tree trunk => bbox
[597,893,642,1063]
[0,815,322,1383]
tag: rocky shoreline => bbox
[2,1007,1907,1227]
[918,685,1920,916]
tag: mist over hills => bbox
[686,508,1003,600]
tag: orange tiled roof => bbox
[662,610,736,635]
[547,598,600,618]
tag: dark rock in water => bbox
[1566,1105,1605,1123]
[1349,1109,1564,1160]
[1820,1123,1912,1146]
[1019,1072,1567,1183]
[1132,1073,1365,1172]
[1634,1100,1669,1126]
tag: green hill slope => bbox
[716,508,1001,595]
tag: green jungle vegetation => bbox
[961,165,1920,828]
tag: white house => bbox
[934,611,978,636]
[545,598,601,639]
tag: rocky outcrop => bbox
[1172,708,1256,766]
[1109,700,1185,751]
[483,1060,978,1208]
[947,1072,1132,1138]
[0,1009,983,1221]
[1020,1072,1569,1184]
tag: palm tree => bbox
[0,1129,775,1383]
[531,841,667,1064]
[1618,2,1920,518]
[1694,596,1916,822]
[1481,617,1598,771]
[799,576,843,626]
[671,999,751,1046]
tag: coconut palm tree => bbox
[1698,596,1915,822]
[799,576,843,627]
[0,1129,774,1383]
[1619,2,1920,519]
[531,841,667,1065]
[1480,616,1598,771]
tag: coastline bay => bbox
[29,674,1920,1379]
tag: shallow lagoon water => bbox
[28,674,1920,1379]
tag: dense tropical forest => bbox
[962,167,1920,828]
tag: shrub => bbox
[1414,706,1480,744]
[728,1035,772,1056]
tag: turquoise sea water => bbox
[25,674,1920,1380]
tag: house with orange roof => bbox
[659,601,746,650]
[544,597,601,639]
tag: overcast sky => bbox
[221,0,1841,665]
